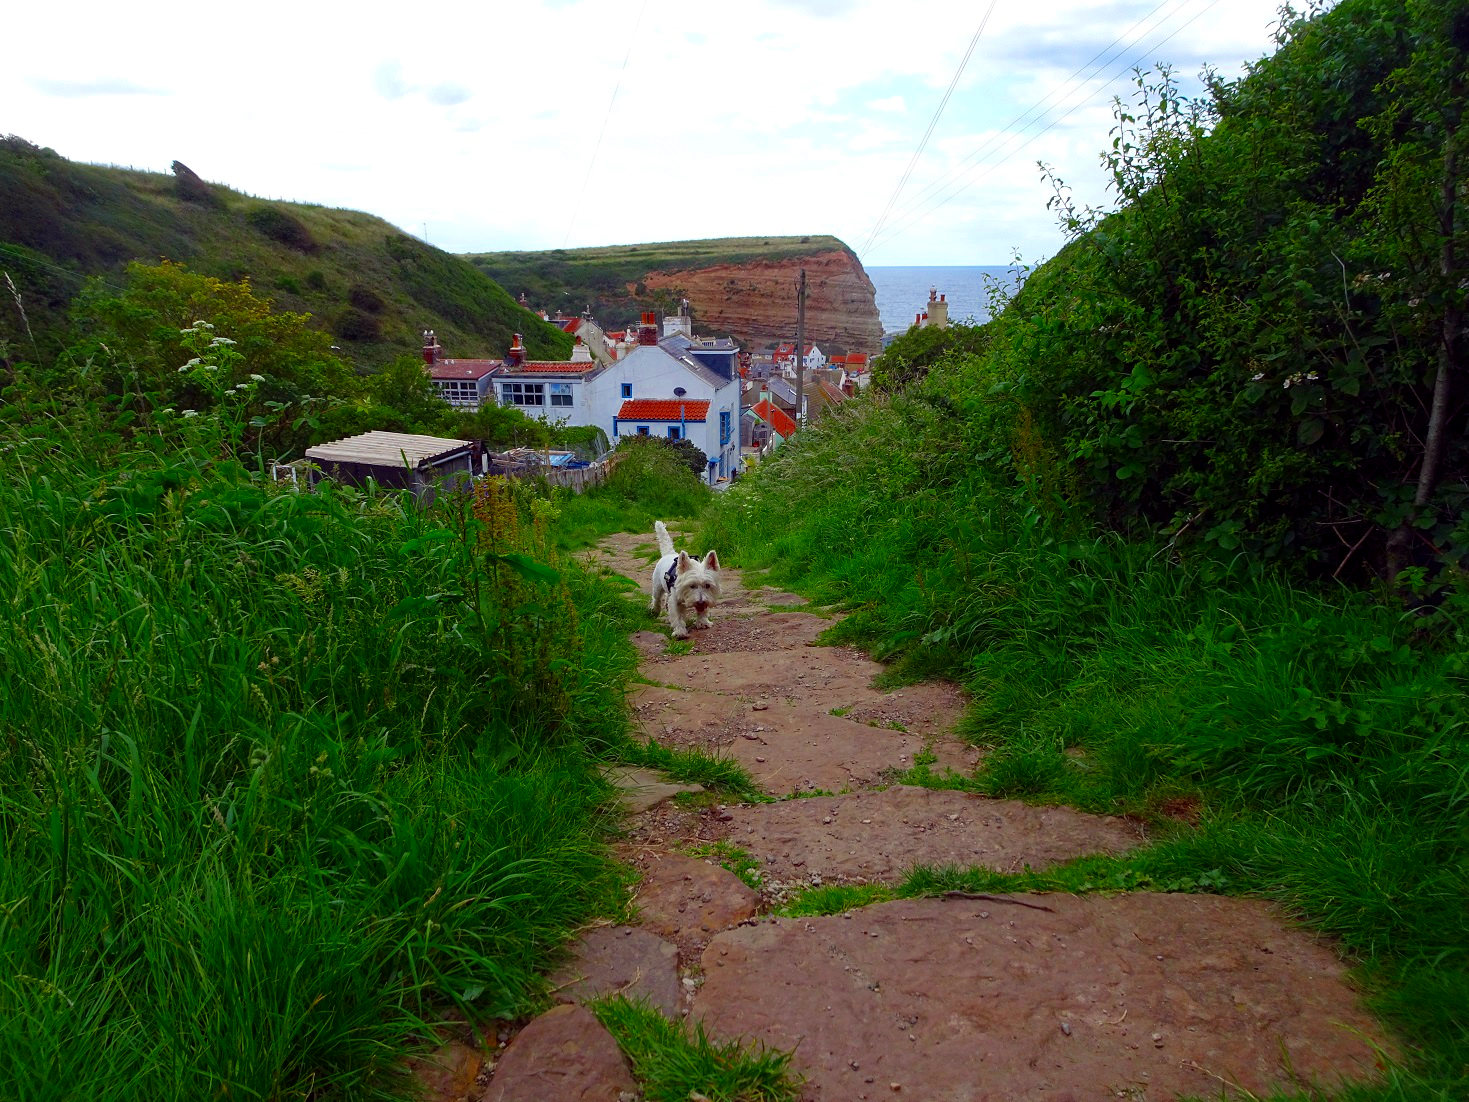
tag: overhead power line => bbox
[866,0,1224,257]
[859,0,1000,259]
[563,0,651,248]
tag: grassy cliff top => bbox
[466,234,854,270]
[463,234,857,331]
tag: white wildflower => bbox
[183,410,199,419]
[192,320,215,329]
[210,336,237,346]
[184,357,202,367]
[249,373,265,382]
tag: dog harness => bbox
[663,560,680,592]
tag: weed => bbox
[684,841,765,891]
[775,883,894,917]
[590,996,801,1102]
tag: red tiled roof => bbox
[617,399,710,421]
[750,399,797,437]
[845,352,868,365]
[427,359,502,380]
[508,361,601,375]
[558,317,582,334]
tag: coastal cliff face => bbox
[639,249,883,355]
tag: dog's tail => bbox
[654,520,675,558]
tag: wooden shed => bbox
[304,431,479,502]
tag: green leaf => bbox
[1297,418,1325,446]
[399,529,457,555]
[490,553,560,585]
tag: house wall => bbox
[603,345,742,479]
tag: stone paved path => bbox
[468,528,1390,1101]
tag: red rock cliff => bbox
[639,249,882,356]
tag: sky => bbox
[5,0,1297,266]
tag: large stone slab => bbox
[479,1004,638,1102]
[634,851,760,942]
[649,647,966,737]
[549,925,682,1018]
[602,764,704,813]
[715,786,1142,885]
[694,895,1389,1102]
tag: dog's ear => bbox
[702,550,720,571]
[676,551,692,573]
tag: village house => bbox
[423,308,743,481]
[421,330,503,409]
[913,288,950,330]
[772,341,826,377]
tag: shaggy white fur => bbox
[649,521,721,639]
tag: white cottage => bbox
[477,313,743,480]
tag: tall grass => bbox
[703,388,1469,1097]
[0,418,638,1098]
[550,435,713,549]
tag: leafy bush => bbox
[244,204,318,253]
[967,0,1468,581]
[335,304,381,341]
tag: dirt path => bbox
[480,530,1390,1101]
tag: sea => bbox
[866,265,1019,339]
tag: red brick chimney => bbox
[637,311,658,346]
[421,329,440,365]
[507,333,525,367]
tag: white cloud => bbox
[2,0,1289,264]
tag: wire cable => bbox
[858,0,999,259]
[562,0,652,248]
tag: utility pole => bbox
[794,268,806,431]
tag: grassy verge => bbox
[702,392,1469,1099]
[0,418,640,1099]
[547,435,713,551]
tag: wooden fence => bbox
[486,450,620,494]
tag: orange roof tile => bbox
[617,399,710,421]
[751,399,797,437]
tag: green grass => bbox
[683,841,765,891]
[615,740,762,801]
[548,436,713,551]
[0,137,571,365]
[0,418,639,1099]
[590,996,801,1102]
[702,387,1469,1098]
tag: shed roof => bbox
[306,431,473,468]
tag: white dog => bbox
[649,521,721,639]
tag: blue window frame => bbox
[720,410,731,445]
[621,383,633,399]
[636,426,650,436]
[667,426,681,440]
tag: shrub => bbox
[244,204,318,253]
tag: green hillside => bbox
[466,234,856,328]
[0,136,571,364]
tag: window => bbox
[550,382,573,407]
[667,426,681,440]
[621,383,633,399]
[720,410,731,445]
[636,426,650,436]
[501,381,544,406]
